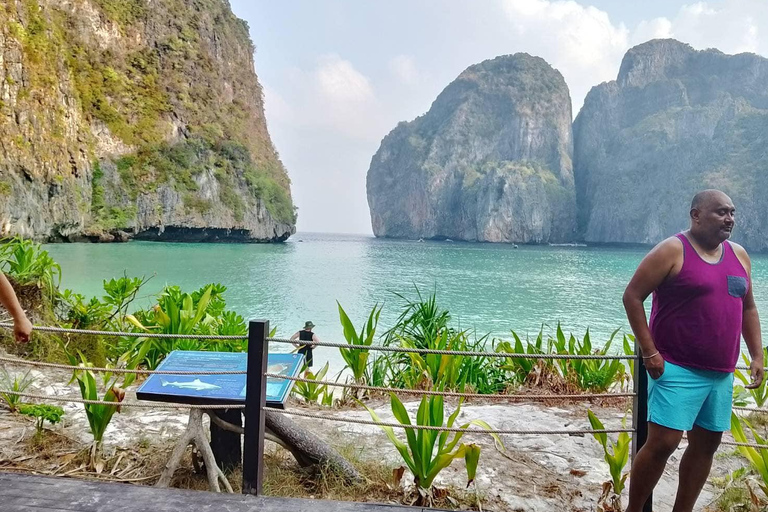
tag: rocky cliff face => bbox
[574,39,768,249]
[367,54,576,243]
[0,0,294,242]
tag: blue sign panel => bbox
[136,351,303,409]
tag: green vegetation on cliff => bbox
[1,0,295,240]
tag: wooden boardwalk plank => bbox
[0,472,424,512]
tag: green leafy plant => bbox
[363,393,501,503]
[730,412,768,498]
[0,368,36,412]
[18,403,64,436]
[587,410,631,509]
[565,327,625,393]
[337,302,381,386]
[0,237,61,299]
[291,362,330,404]
[495,328,547,382]
[734,348,768,407]
[125,284,247,369]
[59,338,144,466]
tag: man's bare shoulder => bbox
[729,240,750,258]
[646,236,684,260]
[729,240,752,271]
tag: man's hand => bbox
[645,352,665,380]
[13,315,32,343]
[747,357,765,389]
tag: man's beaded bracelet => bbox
[642,351,660,360]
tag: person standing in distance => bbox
[623,189,764,512]
[0,271,32,343]
[290,321,319,369]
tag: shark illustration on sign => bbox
[161,379,222,391]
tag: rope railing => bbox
[264,372,635,400]
[721,440,768,450]
[0,322,246,340]
[0,355,247,375]
[0,389,244,410]
[267,408,635,435]
[733,406,768,415]
[267,337,638,359]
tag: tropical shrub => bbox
[734,348,768,407]
[0,237,61,300]
[18,403,64,436]
[291,362,330,404]
[730,412,768,498]
[495,328,547,382]
[363,393,501,504]
[0,368,36,412]
[337,302,381,386]
[561,327,624,393]
[587,410,631,511]
[125,283,247,369]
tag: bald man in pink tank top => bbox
[623,189,764,512]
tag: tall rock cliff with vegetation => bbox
[367,54,576,243]
[574,39,768,250]
[0,0,295,242]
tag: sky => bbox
[229,0,768,235]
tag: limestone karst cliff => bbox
[367,54,576,243]
[0,0,295,242]
[574,39,768,249]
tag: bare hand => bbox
[746,358,765,389]
[13,315,32,343]
[645,353,665,380]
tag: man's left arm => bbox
[736,245,764,388]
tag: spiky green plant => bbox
[0,368,36,412]
[337,302,381,385]
[587,410,631,496]
[363,393,501,502]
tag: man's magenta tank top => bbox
[649,233,748,372]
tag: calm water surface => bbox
[44,233,768,372]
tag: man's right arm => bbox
[290,331,300,347]
[0,272,32,343]
[622,238,681,379]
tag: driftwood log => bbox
[156,408,362,492]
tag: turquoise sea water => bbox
[44,233,768,373]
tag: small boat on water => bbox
[549,243,587,247]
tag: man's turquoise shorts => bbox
[647,361,734,432]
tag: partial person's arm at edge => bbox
[733,244,764,388]
[312,333,319,349]
[290,331,300,348]
[0,272,32,343]
[622,238,680,379]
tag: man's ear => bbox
[690,208,700,223]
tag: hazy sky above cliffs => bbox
[229,0,768,235]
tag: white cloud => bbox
[632,17,673,45]
[315,54,374,103]
[388,55,421,85]
[631,1,768,55]
[499,0,630,110]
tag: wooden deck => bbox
[0,472,426,512]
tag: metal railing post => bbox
[242,320,269,495]
[632,343,652,512]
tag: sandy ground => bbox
[0,361,752,511]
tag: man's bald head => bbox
[691,189,732,213]
[689,189,736,244]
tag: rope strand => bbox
[265,373,635,400]
[0,322,245,340]
[267,337,637,360]
[0,389,243,409]
[267,408,634,435]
